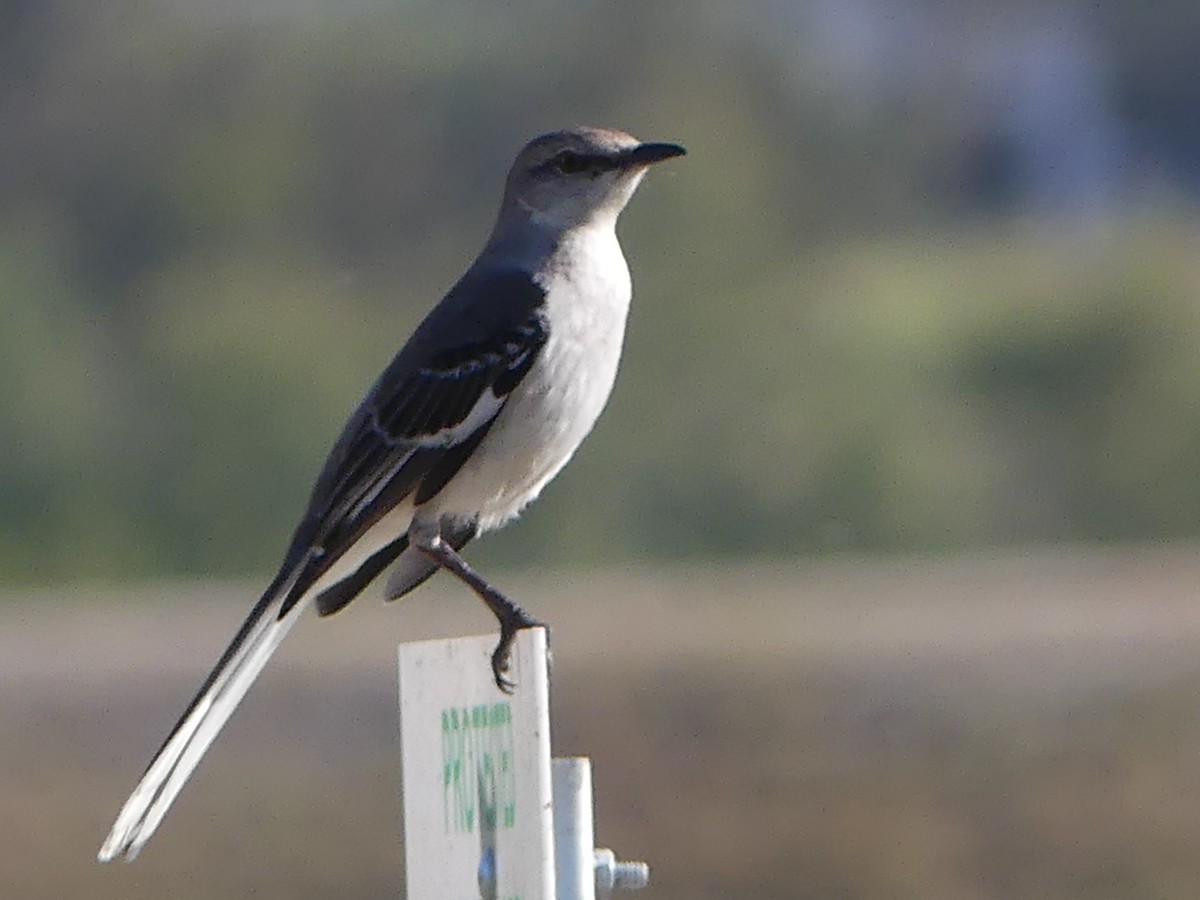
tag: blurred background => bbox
[5,0,1200,897]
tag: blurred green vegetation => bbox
[4,0,1200,581]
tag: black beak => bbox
[621,141,687,168]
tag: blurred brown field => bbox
[6,543,1200,899]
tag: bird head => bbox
[498,127,685,231]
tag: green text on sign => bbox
[441,702,516,834]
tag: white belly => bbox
[423,230,632,531]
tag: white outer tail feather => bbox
[97,598,306,862]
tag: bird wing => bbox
[96,268,548,862]
[276,268,548,615]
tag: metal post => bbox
[552,758,596,900]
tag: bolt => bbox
[594,847,650,895]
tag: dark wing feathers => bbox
[381,516,478,603]
[382,321,542,440]
[312,535,408,617]
[492,320,546,395]
[413,414,497,506]
[273,268,548,617]
[314,515,479,617]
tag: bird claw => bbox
[491,635,519,693]
[490,610,545,693]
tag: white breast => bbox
[425,224,632,531]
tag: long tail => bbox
[97,586,305,862]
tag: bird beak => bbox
[621,142,687,168]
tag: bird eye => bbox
[553,151,589,175]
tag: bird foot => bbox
[491,608,545,693]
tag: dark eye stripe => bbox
[538,150,619,176]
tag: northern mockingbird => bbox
[98,126,685,862]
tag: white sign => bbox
[399,629,554,900]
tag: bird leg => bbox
[413,531,544,692]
